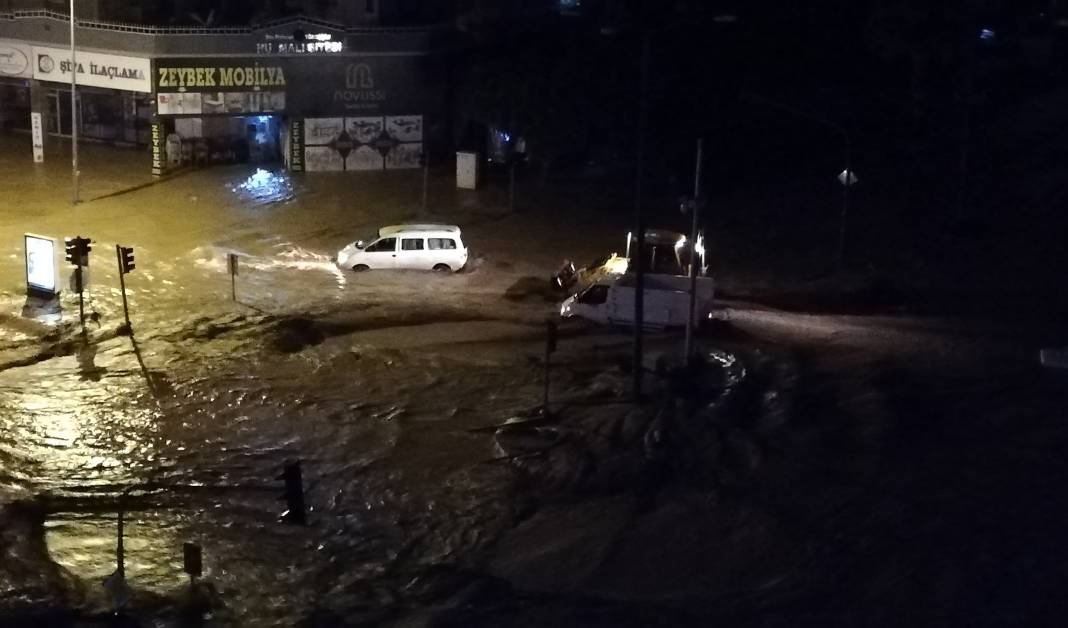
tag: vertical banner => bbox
[150,119,164,176]
[289,118,304,172]
[30,112,44,163]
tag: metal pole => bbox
[69,0,79,204]
[837,133,850,273]
[116,509,125,580]
[116,245,131,328]
[229,254,237,302]
[421,150,429,212]
[684,138,703,365]
[632,32,650,401]
[508,160,516,212]
[76,266,85,330]
[543,339,551,414]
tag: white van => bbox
[560,273,715,329]
[337,224,468,272]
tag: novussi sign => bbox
[157,64,286,90]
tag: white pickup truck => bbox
[559,273,715,329]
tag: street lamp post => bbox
[683,138,704,365]
[69,0,79,204]
[838,134,852,272]
[631,33,650,400]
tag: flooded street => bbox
[3,135,1068,626]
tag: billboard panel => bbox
[25,234,58,295]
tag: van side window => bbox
[401,238,424,251]
[366,237,396,252]
[428,238,456,250]
[578,284,609,305]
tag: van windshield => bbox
[577,284,609,305]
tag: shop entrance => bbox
[165,114,283,168]
[48,90,79,136]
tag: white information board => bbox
[456,151,479,190]
[30,112,44,163]
[24,234,59,295]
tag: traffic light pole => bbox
[115,244,131,328]
[76,266,84,330]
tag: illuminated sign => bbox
[24,234,58,295]
[256,32,344,55]
[31,45,151,92]
[156,64,286,89]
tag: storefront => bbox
[152,52,439,173]
[0,39,34,131]
[27,44,153,144]
[152,58,289,170]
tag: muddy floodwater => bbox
[3,136,1068,627]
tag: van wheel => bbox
[352,264,370,272]
[432,264,451,273]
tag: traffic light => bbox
[64,236,92,266]
[278,461,306,525]
[119,246,135,274]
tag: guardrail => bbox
[0,9,440,35]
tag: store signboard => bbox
[256,32,344,55]
[24,234,59,296]
[0,39,34,78]
[155,58,287,116]
[285,55,432,117]
[32,45,151,92]
[30,112,44,163]
[150,119,164,175]
[289,118,304,172]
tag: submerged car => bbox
[337,224,468,272]
[552,229,706,293]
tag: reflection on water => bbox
[0,350,159,494]
[44,511,185,597]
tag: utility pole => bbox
[69,0,79,204]
[838,134,851,273]
[684,138,703,365]
[508,159,516,212]
[632,32,650,401]
[421,149,429,212]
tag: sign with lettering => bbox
[256,32,344,55]
[155,58,288,116]
[31,46,151,92]
[289,118,304,172]
[285,55,435,117]
[30,112,44,163]
[0,39,33,78]
[150,119,164,176]
[155,59,287,92]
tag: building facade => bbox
[0,7,452,173]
